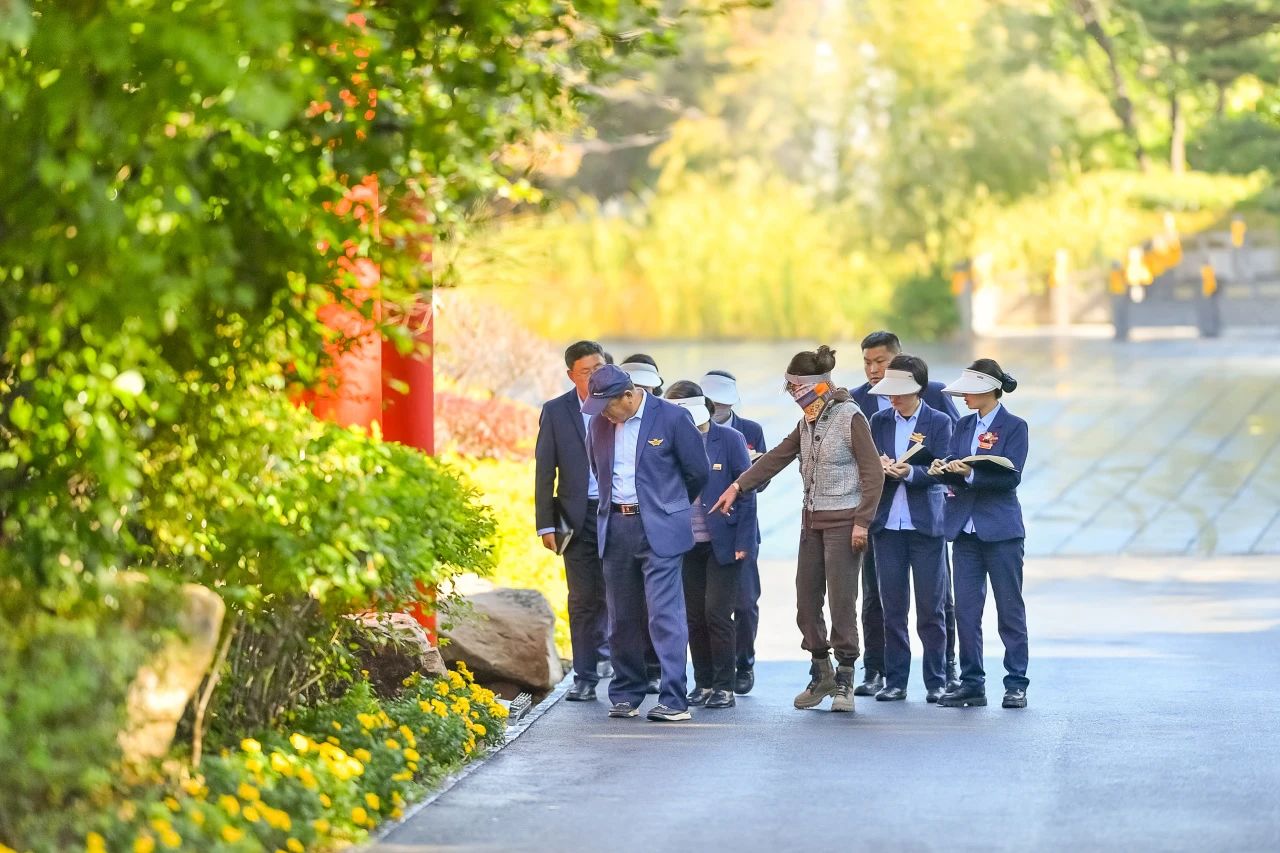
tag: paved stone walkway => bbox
[375,554,1280,853]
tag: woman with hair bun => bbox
[711,346,883,713]
[931,358,1031,710]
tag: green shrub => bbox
[0,610,160,845]
[891,272,959,341]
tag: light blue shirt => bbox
[579,395,599,501]
[876,394,891,412]
[885,405,920,531]
[962,403,1003,534]
[611,391,648,504]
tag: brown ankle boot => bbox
[794,657,837,709]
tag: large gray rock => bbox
[442,588,563,691]
[350,612,448,697]
[119,583,225,763]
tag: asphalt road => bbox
[374,554,1280,853]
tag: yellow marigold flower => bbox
[243,805,261,823]
[313,818,331,834]
[464,743,474,754]
[433,682,449,696]
[392,770,412,782]
[180,778,204,797]
[218,794,240,816]
[357,712,380,730]
[237,782,261,802]
[385,738,401,750]
[134,834,156,853]
[298,767,318,790]
[246,757,264,774]
[407,762,418,772]
[189,809,206,827]
[240,738,262,754]
[418,700,432,713]
[399,724,415,742]
[378,711,392,725]
[491,704,509,719]
[354,748,372,763]
[271,752,293,773]
[159,829,182,850]
[163,796,180,812]
[287,839,304,853]
[392,791,404,806]
[221,825,244,843]
[403,748,420,762]
[319,794,332,808]
[331,720,342,731]
[365,792,381,810]
[327,736,340,746]
[448,671,465,690]
[391,807,403,819]
[290,732,311,753]
[474,724,487,737]
[262,806,291,831]
[455,661,472,680]
[351,806,368,825]
[86,832,107,853]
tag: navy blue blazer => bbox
[727,411,769,501]
[534,389,594,534]
[869,402,953,538]
[850,380,960,423]
[588,393,711,559]
[938,405,1028,542]
[701,421,759,565]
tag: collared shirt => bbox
[579,393,599,501]
[885,405,920,531]
[963,403,1004,534]
[611,390,648,504]
[876,393,891,412]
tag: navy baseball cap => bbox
[581,363,634,415]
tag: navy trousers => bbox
[873,530,947,691]
[602,512,690,710]
[563,500,608,685]
[733,554,761,672]
[860,546,885,675]
[953,533,1029,692]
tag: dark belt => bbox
[611,502,640,516]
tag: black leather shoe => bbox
[1002,688,1027,709]
[565,681,596,702]
[645,678,661,695]
[875,686,907,702]
[853,671,884,697]
[705,689,736,709]
[608,702,639,718]
[926,686,945,704]
[734,668,755,695]
[938,685,987,708]
[945,660,961,692]
[686,687,713,706]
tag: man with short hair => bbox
[848,331,962,697]
[584,364,710,721]
[701,369,768,695]
[535,340,609,702]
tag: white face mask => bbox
[672,396,711,428]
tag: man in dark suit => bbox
[701,369,768,695]
[847,331,961,697]
[584,365,710,721]
[535,341,609,702]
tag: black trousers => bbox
[563,501,608,685]
[682,542,742,691]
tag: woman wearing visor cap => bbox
[867,354,954,704]
[700,369,768,696]
[710,346,883,713]
[665,381,757,710]
[930,358,1030,710]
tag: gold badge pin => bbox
[648,438,664,447]
[910,432,926,443]
[713,463,723,470]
